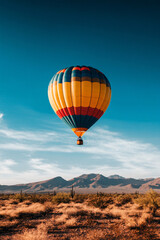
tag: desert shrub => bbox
[29,194,51,203]
[87,195,112,209]
[73,194,87,203]
[29,193,40,203]
[52,193,70,204]
[0,194,10,200]
[11,191,26,202]
[116,194,133,206]
[135,189,160,215]
[40,194,53,203]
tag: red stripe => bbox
[56,107,104,119]
[72,67,90,71]
[57,69,66,74]
[81,107,88,115]
[97,111,104,119]
[87,107,95,116]
[81,67,90,71]
[63,108,70,116]
[73,67,81,71]
[92,108,99,117]
[56,110,63,119]
[74,106,81,115]
[67,106,75,115]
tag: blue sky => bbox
[0,0,160,184]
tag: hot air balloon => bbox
[48,66,111,145]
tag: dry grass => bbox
[75,229,108,240]
[0,202,47,218]
[125,212,152,228]
[0,191,160,239]
[55,213,68,223]
[65,217,77,227]
[12,223,48,240]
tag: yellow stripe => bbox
[81,80,92,107]
[90,82,100,108]
[57,83,67,109]
[96,83,107,109]
[53,81,63,111]
[71,80,81,107]
[63,82,73,107]
[102,88,111,112]
[99,87,110,111]
[48,85,56,112]
[48,84,58,112]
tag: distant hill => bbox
[139,178,160,192]
[0,174,158,193]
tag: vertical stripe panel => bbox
[48,78,62,119]
[48,82,57,113]
[63,67,76,127]
[96,83,107,110]
[53,74,72,127]
[81,70,92,126]
[57,71,74,127]
[71,68,81,127]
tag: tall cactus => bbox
[20,190,23,202]
[70,185,75,198]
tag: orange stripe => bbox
[72,128,88,137]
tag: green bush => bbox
[73,194,87,203]
[11,191,25,202]
[88,195,113,209]
[52,192,71,204]
[135,189,160,215]
[116,194,133,206]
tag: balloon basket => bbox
[77,137,83,145]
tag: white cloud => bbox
[0,113,4,119]
[0,159,16,174]
[0,124,160,184]
[0,128,60,142]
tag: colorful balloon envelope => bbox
[48,66,111,145]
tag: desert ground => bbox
[0,190,160,240]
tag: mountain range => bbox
[0,174,160,193]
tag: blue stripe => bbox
[58,72,64,83]
[81,70,91,78]
[62,115,98,129]
[90,67,99,78]
[72,70,81,78]
[63,66,73,82]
